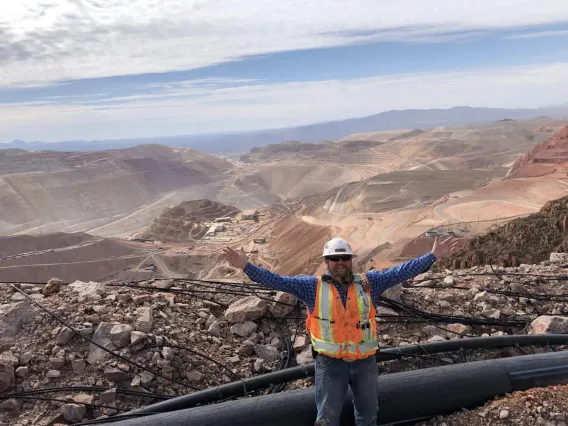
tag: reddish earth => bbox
[507,125,568,178]
[261,215,331,275]
[278,123,568,272]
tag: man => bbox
[223,236,457,426]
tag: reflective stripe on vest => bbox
[317,276,334,343]
[310,336,378,356]
[354,274,377,343]
[308,273,378,360]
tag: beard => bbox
[332,266,353,285]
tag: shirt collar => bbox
[322,270,353,287]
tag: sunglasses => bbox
[326,255,352,262]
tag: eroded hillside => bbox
[0,144,279,238]
[507,125,568,178]
[436,194,568,269]
[1,119,564,239]
[289,121,568,271]
[234,119,561,201]
[140,199,240,243]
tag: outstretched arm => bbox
[222,246,317,303]
[366,237,459,302]
[366,252,436,299]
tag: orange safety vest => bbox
[306,273,378,360]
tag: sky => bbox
[1,0,568,142]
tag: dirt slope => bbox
[436,195,568,269]
[0,233,94,257]
[317,168,506,216]
[286,121,568,271]
[1,119,563,242]
[0,233,159,283]
[338,129,420,142]
[236,119,562,201]
[141,199,240,243]
[0,144,282,238]
[251,215,331,276]
[506,125,568,178]
[0,145,238,236]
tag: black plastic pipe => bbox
[98,350,568,426]
[111,334,568,418]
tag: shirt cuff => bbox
[426,251,437,262]
[243,261,254,274]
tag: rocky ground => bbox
[418,385,568,426]
[0,277,308,425]
[402,252,568,339]
[2,254,568,425]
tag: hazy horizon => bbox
[2,1,568,143]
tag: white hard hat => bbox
[322,238,357,257]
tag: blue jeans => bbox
[314,354,378,426]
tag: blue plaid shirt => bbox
[243,252,437,313]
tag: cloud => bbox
[2,62,568,142]
[504,29,568,39]
[2,0,568,87]
[143,78,259,90]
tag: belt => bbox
[318,353,357,363]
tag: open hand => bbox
[431,237,461,259]
[222,246,248,269]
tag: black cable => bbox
[397,353,455,365]
[181,283,296,378]
[267,316,294,394]
[124,277,296,394]
[270,299,307,393]
[1,386,172,400]
[184,282,272,295]
[110,281,270,294]
[135,345,241,382]
[108,281,297,309]
[515,343,528,355]
[432,271,568,281]
[9,284,200,391]
[267,312,536,326]
[488,262,504,282]
[410,283,568,302]
[107,279,296,392]
[0,395,126,411]
[378,297,479,338]
[378,297,529,327]
[6,267,568,289]
[177,284,297,308]
[179,278,269,291]
[0,280,72,285]
[71,411,166,426]
[106,283,230,308]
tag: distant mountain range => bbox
[3,105,568,154]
